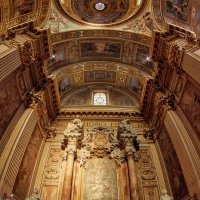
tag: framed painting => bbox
[13,0,35,17]
[80,41,121,59]
[166,0,189,22]
[129,77,143,97]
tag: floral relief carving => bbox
[44,167,60,180]
[48,148,64,165]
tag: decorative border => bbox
[51,29,151,45]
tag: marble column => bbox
[61,117,83,200]
[127,152,139,200]
[72,162,82,200]
[118,119,140,200]
[62,151,75,200]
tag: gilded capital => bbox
[118,118,137,141]
[61,117,84,154]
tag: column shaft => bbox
[62,153,75,200]
[127,154,139,200]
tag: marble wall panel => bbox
[41,185,58,200]
[0,76,21,141]
[180,79,200,139]
[83,157,118,200]
[13,125,43,199]
[157,126,189,199]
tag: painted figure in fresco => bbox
[160,189,173,200]
[13,0,34,17]
[25,188,40,200]
[166,0,189,21]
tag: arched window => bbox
[93,92,107,105]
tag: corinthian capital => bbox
[61,117,84,152]
[118,118,137,140]
[118,118,140,154]
[64,117,83,139]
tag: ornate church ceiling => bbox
[0,0,200,115]
[57,0,144,26]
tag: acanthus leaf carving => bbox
[110,148,126,166]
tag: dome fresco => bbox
[58,0,144,25]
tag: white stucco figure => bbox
[25,188,40,200]
[160,189,173,200]
[118,118,137,136]
[65,117,83,136]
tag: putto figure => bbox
[25,188,40,200]
[160,189,173,200]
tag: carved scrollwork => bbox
[24,90,42,108]
[158,91,176,110]
[44,167,60,179]
[143,127,155,140]
[141,167,156,180]
[44,127,56,140]
[19,41,35,69]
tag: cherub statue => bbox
[25,188,40,200]
[160,189,173,200]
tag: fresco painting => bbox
[180,80,200,138]
[129,77,143,97]
[59,77,70,93]
[84,71,116,83]
[49,46,66,67]
[13,0,34,17]
[135,48,151,67]
[166,0,189,21]
[158,127,189,200]
[80,41,121,59]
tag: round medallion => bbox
[57,0,145,26]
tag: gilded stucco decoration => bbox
[0,0,50,35]
[56,0,146,26]
[137,149,160,199]
[123,12,159,36]
[44,8,69,33]
[160,0,200,37]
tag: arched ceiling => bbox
[51,61,151,110]
[57,0,145,26]
[0,0,199,115]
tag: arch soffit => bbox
[50,61,152,108]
